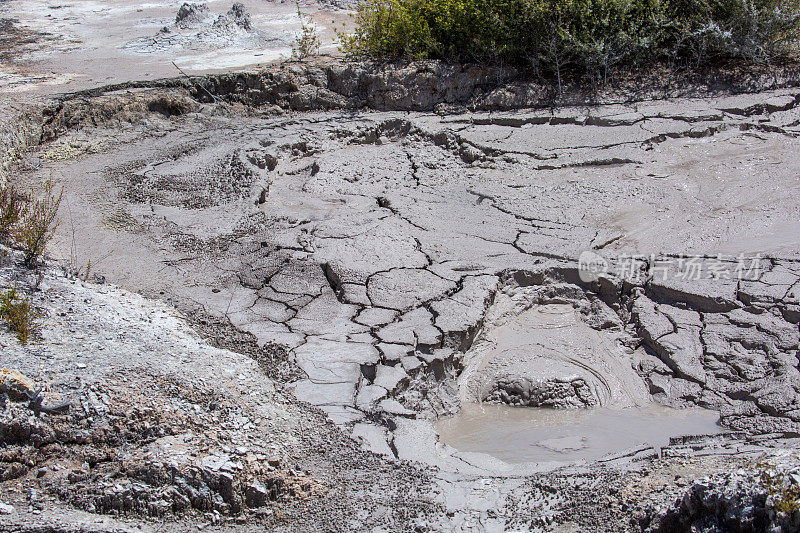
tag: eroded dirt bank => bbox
[1,57,800,531]
[0,250,443,532]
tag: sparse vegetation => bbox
[0,287,39,344]
[759,461,800,514]
[0,185,24,243]
[13,180,63,266]
[340,0,800,82]
[293,6,321,59]
[0,181,63,266]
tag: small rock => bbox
[245,481,269,508]
[0,502,14,515]
[218,472,235,503]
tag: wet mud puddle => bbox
[436,403,724,464]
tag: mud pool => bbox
[436,403,724,464]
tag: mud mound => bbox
[458,287,648,410]
[218,3,252,32]
[176,3,211,28]
[126,2,267,54]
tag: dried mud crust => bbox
[0,18,54,65]
[4,77,800,459]
[3,55,800,183]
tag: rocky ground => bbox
[2,1,800,531]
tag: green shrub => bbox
[0,185,24,243]
[341,0,800,79]
[13,180,62,266]
[293,7,322,59]
[0,287,39,344]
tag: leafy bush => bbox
[0,185,24,243]
[341,0,800,79]
[13,180,62,266]
[0,287,39,344]
[293,7,321,59]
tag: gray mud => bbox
[9,78,800,461]
[436,403,723,464]
[458,298,650,410]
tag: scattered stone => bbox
[245,482,268,508]
[0,369,35,401]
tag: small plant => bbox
[82,258,92,282]
[0,287,39,344]
[293,6,321,59]
[0,185,24,243]
[758,461,800,514]
[13,180,62,266]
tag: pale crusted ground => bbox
[17,81,799,454]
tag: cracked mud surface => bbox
[2,54,800,530]
[0,252,442,532]
[19,82,800,439]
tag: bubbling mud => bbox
[436,403,723,464]
[458,293,650,410]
